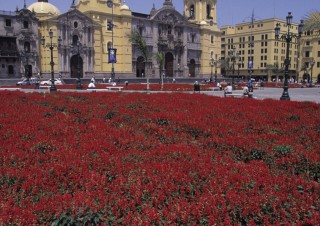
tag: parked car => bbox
[40,78,64,85]
[16,78,36,86]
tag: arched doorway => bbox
[165,52,174,77]
[70,55,83,78]
[136,56,145,77]
[25,65,32,78]
[189,59,196,77]
[303,73,310,83]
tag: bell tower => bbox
[184,0,217,25]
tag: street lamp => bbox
[228,46,239,86]
[237,59,242,80]
[76,40,83,89]
[275,12,304,100]
[41,29,62,92]
[107,0,115,82]
[310,58,315,84]
[210,57,220,83]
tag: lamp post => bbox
[107,0,115,82]
[210,57,220,83]
[228,46,238,86]
[41,29,62,92]
[275,12,304,100]
[76,40,83,89]
[237,59,242,80]
[310,58,315,84]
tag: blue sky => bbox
[2,0,319,26]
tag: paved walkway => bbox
[206,87,320,103]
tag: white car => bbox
[40,78,63,85]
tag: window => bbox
[211,35,214,44]
[8,65,14,74]
[206,4,212,19]
[5,19,11,27]
[74,21,78,28]
[23,21,29,29]
[261,49,263,54]
[265,34,268,39]
[106,19,112,31]
[261,42,264,47]
[24,42,30,52]
[265,49,267,53]
[261,56,263,60]
[190,5,195,19]
[72,35,79,45]
[306,41,311,46]
[168,25,172,35]
[317,62,320,68]
[318,51,320,57]
[305,51,310,57]
[265,42,268,46]
[261,35,264,40]
[318,40,320,45]
[264,56,267,60]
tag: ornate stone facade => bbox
[0,0,221,79]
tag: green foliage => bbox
[127,31,149,62]
[286,115,300,121]
[32,142,56,154]
[104,111,118,120]
[51,209,106,226]
[273,145,294,156]
[157,118,169,126]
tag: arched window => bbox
[23,21,29,29]
[24,42,30,52]
[168,25,172,35]
[190,5,195,19]
[72,35,79,46]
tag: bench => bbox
[0,88,21,91]
[106,86,124,91]
[87,88,109,92]
[225,93,253,98]
[224,93,244,98]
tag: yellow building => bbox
[221,17,300,82]
[22,0,221,80]
[299,30,320,83]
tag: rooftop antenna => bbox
[24,0,26,8]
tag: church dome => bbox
[28,0,61,15]
[120,4,129,10]
[120,0,130,10]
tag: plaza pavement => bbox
[204,87,320,103]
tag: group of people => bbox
[221,80,254,96]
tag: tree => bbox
[303,11,320,34]
[127,31,150,69]
[127,30,152,90]
[154,52,165,90]
[265,63,283,81]
[154,52,164,79]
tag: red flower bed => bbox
[0,91,319,225]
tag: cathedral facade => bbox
[0,0,221,79]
